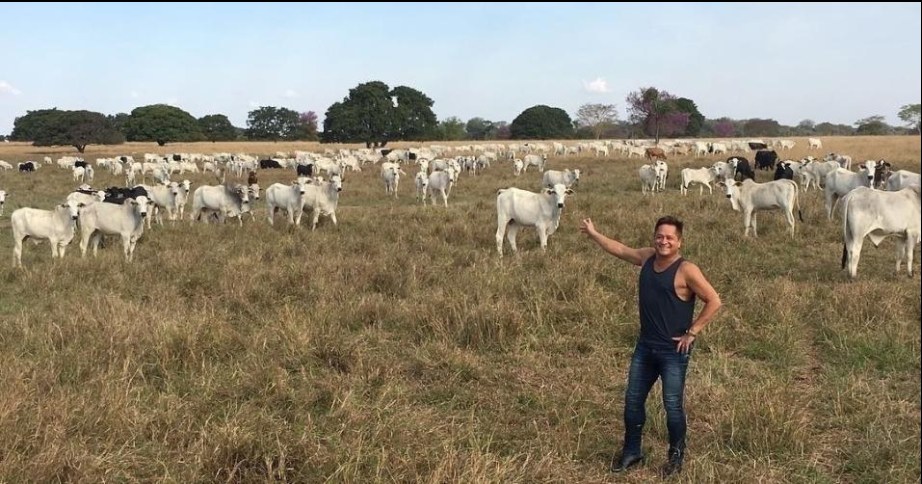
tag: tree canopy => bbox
[510,105,574,139]
[199,114,238,142]
[897,103,920,134]
[245,106,315,141]
[10,108,123,153]
[626,87,681,142]
[124,104,203,146]
[322,81,437,147]
[575,103,618,139]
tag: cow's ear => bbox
[717,182,726,187]
[565,189,574,195]
[78,203,85,208]
[735,181,743,187]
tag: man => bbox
[579,215,721,478]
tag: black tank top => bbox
[638,256,696,349]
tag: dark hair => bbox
[655,215,684,237]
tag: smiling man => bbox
[579,215,722,478]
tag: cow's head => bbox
[545,183,573,209]
[60,199,84,220]
[717,181,742,211]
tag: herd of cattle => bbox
[0,138,919,278]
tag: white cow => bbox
[522,154,547,173]
[79,196,151,262]
[495,183,572,256]
[720,179,803,237]
[513,158,524,176]
[680,167,718,195]
[414,171,429,203]
[138,183,180,227]
[808,138,823,150]
[0,190,6,216]
[265,179,310,226]
[11,200,84,267]
[426,169,455,207]
[381,163,404,197]
[542,169,581,188]
[190,184,251,225]
[824,165,876,219]
[840,186,921,278]
[638,164,662,195]
[301,174,343,230]
[885,170,921,192]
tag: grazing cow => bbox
[720,179,803,237]
[18,161,36,173]
[104,186,149,205]
[748,142,768,151]
[265,179,312,226]
[824,165,877,218]
[774,161,794,181]
[11,200,85,267]
[259,159,283,169]
[0,161,13,170]
[644,147,667,161]
[840,186,921,278]
[522,154,547,173]
[729,157,755,181]
[824,153,853,170]
[754,150,778,170]
[808,138,823,150]
[190,184,251,225]
[79,196,151,262]
[66,188,107,207]
[495,183,573,256]
[885,170,921,191]
[301,174,343,230]
[680,167,718,195]
[0,190,6,216]
[542,169,581,188]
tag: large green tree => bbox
[124,104,203,146]
[199,114,238,142]
[626,87,677,143]
[245,106,309,141]
[11,108,123,153]
[575,103,618,139]
[322,81,437,147]
[897,103,920,134]
[510,105,574,139]
[465,117,496,140]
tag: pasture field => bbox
[0,136,919,482]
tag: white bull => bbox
[495,183,572,256]
[720,179,803,237]
[79,196,151,262]
[190,184,251,225]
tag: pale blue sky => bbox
[1,3,919,135]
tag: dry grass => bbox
[0,136,919,482]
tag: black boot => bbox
[610,452,644,473]
[660,447,684,478]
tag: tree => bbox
[391,86,438,141]
[797,119,815,131]
[660,112,690,138]
[897,103,920,134]
[673,98,704,137]
[466,117,496,140]
[494,121,511,140]
[124,104,203,146]
[510,105,574,139]
[108,112,131,134]
[245,106,307,141]
[575,103,618,139]
[814,122,854,136]
[10,108,123,153]
[297,111,319,141]
[322,81,438,147]
[854,115,891,135]
[626,87,678,143]
[436,116,466,141]
[198,114,238,142]
[711,118,736,138]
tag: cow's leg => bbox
[496,223,508,257]
[91,233,102,257]
[785,209,796,238]
[506,224,521,253]
[122,235,132,261]
[58,240,68,259]
[13,237,24,268]
[80,230,93,258]
[751,213,759,237]
[329,212,338,227]
[846,237,864,278]
[743,211,752,237]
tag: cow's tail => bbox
[792,180,804,223]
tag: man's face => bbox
[654,224,682,257]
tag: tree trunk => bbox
[157,140,167,146]
[75,144,86,153]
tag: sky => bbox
[1,3,920,135]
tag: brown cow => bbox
[644,147,667,161]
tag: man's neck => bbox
[655,253,681,267]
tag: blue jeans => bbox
[622,341,691,455]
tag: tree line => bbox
[5,81,920,152]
